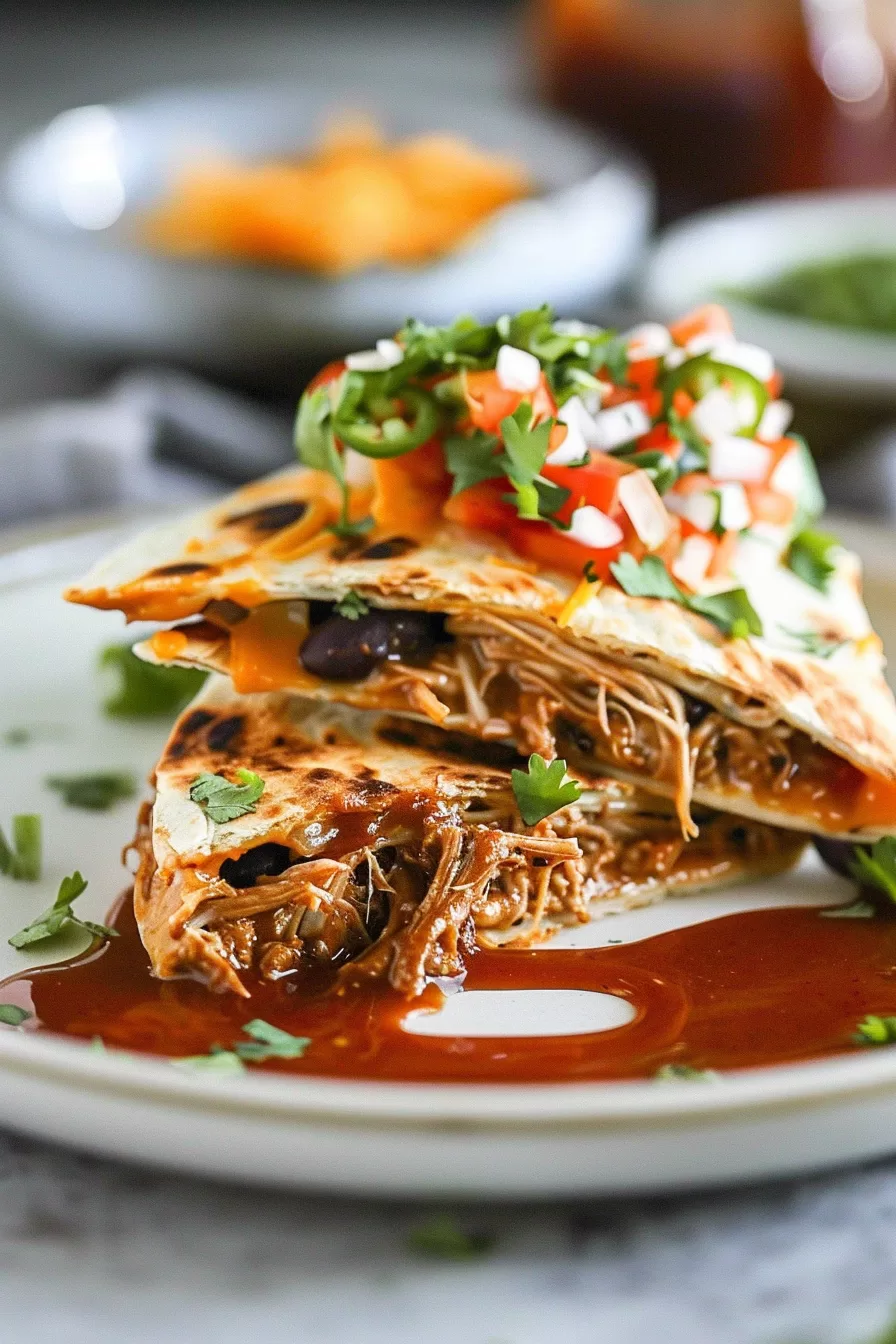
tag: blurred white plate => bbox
[0,83,652,378]
[1,513,896,1197]
[642,190,896,402]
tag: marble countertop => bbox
[0,1128,894,1344]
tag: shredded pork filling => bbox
[141,795,796,999]
[360,613,853,832]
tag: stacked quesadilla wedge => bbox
[69,303,896,996]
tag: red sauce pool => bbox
[1,896,894,1083]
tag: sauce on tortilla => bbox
[3,896,895,1083]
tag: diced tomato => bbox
[373,438,452,534]
[637,423,681,455]
[766,370,784,399]
[744,485,795,525]
[763,436,798,476]
[671,388,696,419]
[442,479,516,535]
[463,369,556,434]
[542,451,633,523]
[708,529,739,579]
[307,359,346,392]
[670,471,713,497]
[668,304,733,347]
[626,357,660,393]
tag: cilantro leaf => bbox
[234,1019,311,1062]
[666,409,709,473]
[406,1214,494,1260]
[0,814,42,881]
[778,627,847,659]
[189,769,266,824]
[610,553,683,602]
[334,590,369,621]
[8,871,117,949]
[786,528,839,593]
[173,1046,246,1074]
[855,1014,896,1046]
[789,435,827,532]
[100,643,206,719]
[294,380,359,536]
[655,1064,720,1082]
[499,402,554,520]
[443,429,503,496]
[511,753,582,826]
[851,838,896,904]
[610,554,763,639]
[46,772,137,811]
[0,1005,30,1026]
[600,335,630,385]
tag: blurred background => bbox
[5,0,896,518]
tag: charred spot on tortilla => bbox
[150,562,214,577]
[206,715,245,752]
[167,708,216,757]
[219,843,295,888]
[358,536,417,561]
[223,501,308,532]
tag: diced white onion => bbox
[708,340,775,383]
[666,490,719,533]
[731,531,784,582]
[616,470,672,548]
[709,435,772,483]
[566,505,624,550]
[345,340,404,372]
[546,417,590,465]
[662,347,688,370]
[716,481,752,533]
[685,333,723,357]
[496,344,542,392]
[689,387,743,442]
[757,399,794,443]
[589,401,651,451]
[625,322,672,360]
[554,319,601,338]
[343,448,375,487]
[672,535,715,589]
[768,445,805,500]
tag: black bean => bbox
[359,536,417,560]
[299,613,390,681]
[220,843,294,889]
[383,611,436,663]
[813,836,862,879]
[683,695,712,728]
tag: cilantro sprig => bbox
[779,627,847,659]
[189,770,266,824]
[610,554,763,639]
[46,772,137,811]
[174,1019,311,1073]
[335,590,370,620]
[101,643,206,719]
[0,814,41,881]
[851,838,896,904]
[785,528,840,593]
[511,753,582,826]
[9,872,117,949]
[855,1015,896,1046]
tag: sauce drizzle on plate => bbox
[2,896,895,1084]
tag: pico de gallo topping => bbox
[294,303,831,639]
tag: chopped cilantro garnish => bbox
[0,814,42,882]
[499,402,555,520]
[851,838,896,904]
[173,1046,246,1074]
[46,771,137,811]
[406,1214,494,1260]
[189,770,265,824]
[234,1019,311,1062]
[779,626,847,659]
[855,1014,896,1046]
[655,1063,720,1082]
[610,554,763,639]
[334,590,369,620]
[583,559,600,584]
[101,643,206,718]
[511,753,581,826]
[8,872,116,949]
[0,1005,30,1026]
[443,429,502,496]
[786,528,839,593]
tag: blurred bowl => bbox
[641,190,896,405]
[0,82,653,381]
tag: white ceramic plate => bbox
[641,190,896,402]
[2,513,896,1199]
[0,84,652,377]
